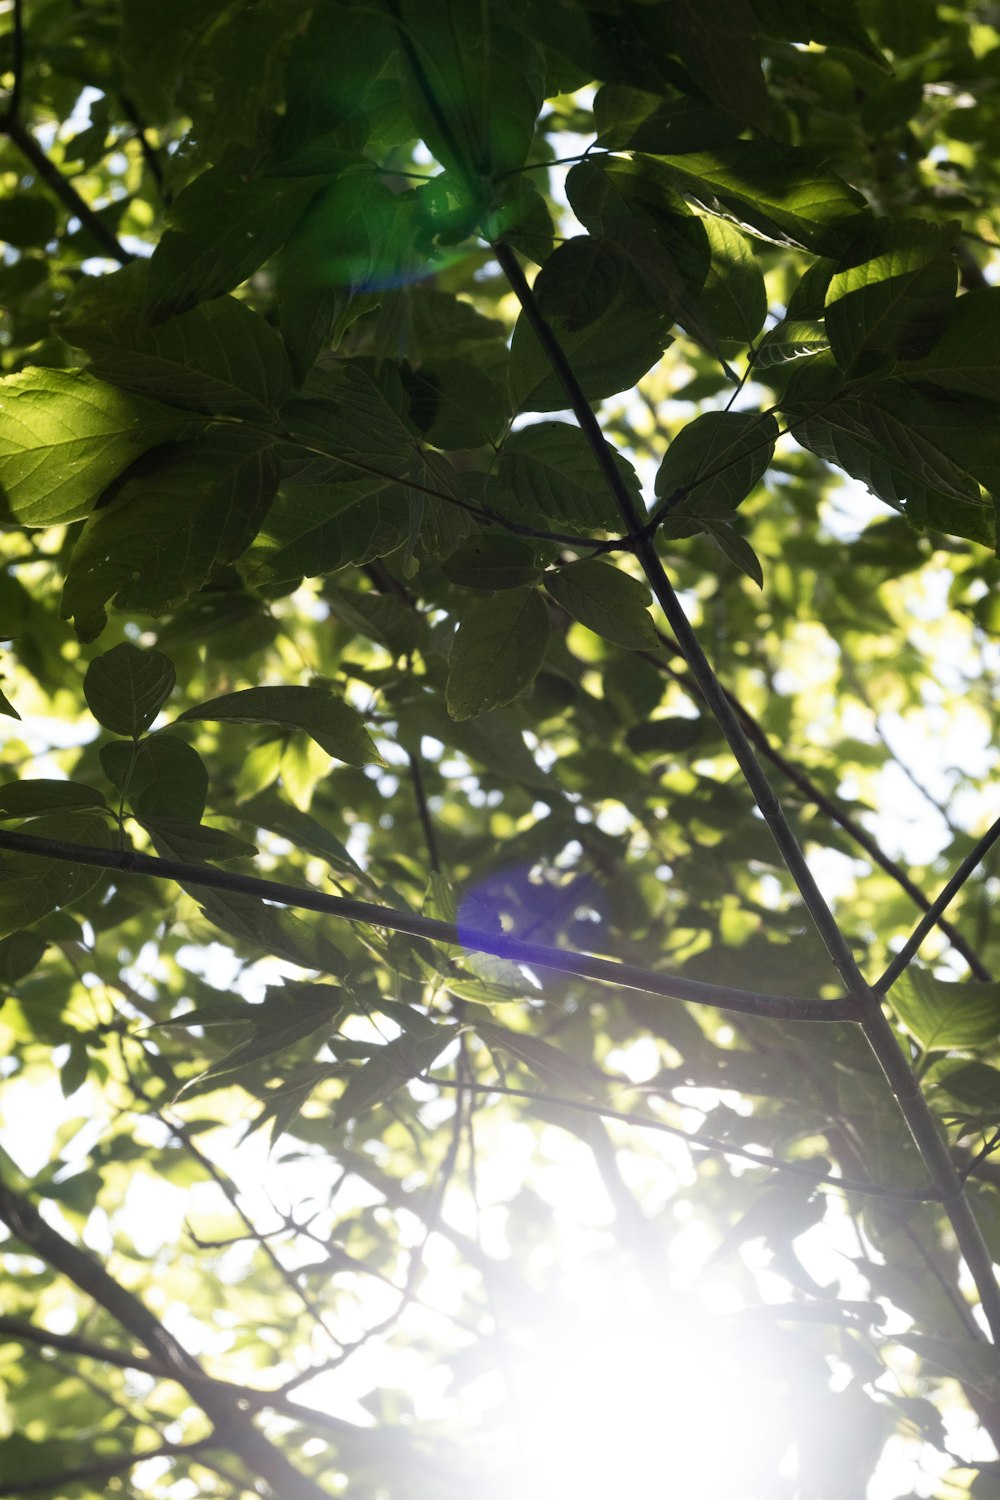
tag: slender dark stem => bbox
[279,429,618,551]
[0,117,132,263]
[407,748,441,872]
[490,236,1000,1350]
[119,93,168,202]
[121,1038,344,1349]
[0,1315,383,1441]
[8,0,24,119]
[876,813,1000,994]
[0,826,852,1021]
[428,1075,939,1200]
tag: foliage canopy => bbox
[5,1,1000,1496]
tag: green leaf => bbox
[653,145,869,257]
[905,288,1000,405]
[247,482,410,587]
[194,887,350,976]
[509,239,673,412]
[183,990,344,1092]
[396,0,544,179]
[0,781,107,819]
[230,792,363,877]
[701,519,765,587]
[334,1023,460,1127]
[144,170,319,322]
[0,812,112,937]
[476,1019,598,1094]
[755,319,830,368]
[442,535,544,591]
[699,219,767,344]
[824,221,957,374]
[59,1040,90,1099]
[446,588,550,720]
[547,561,657,650]
[0,369,204,526]
[139,816,258,864]
[403,358,509,451]
[493,422,636,532]
[0,930,48,985]
[663,0,770,133]
[62,286,295,420]
[0,195,57,248]
[751,0,891,71]
[655,412,777,513]
[889,969,1000,1051]
[100,736,208,823]
[62,429,280,641]
[565,157,711,297]
[936,1061,1000,1121]
[790,378,1000,544]
[277,171,416,383]
[84,643,175,737]
[280,362,464,499]
[177,686,382,766]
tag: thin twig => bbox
[119,92,169,202]
[0,118,132,263]
[0,1174,332,1500]
[407,747,441,872]
[121,1035,345,1351]
[7,0,24,119]
[427,1074,939,1200]
[877,813,1000,994]
[644,634,991,980]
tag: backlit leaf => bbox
[0,369,203,526]
[334,1023,460,1126]
[653,145,869,256]
[0,813,112,936]
[0,781,107,819]
[824,221,957,373]
[494,421,636,532]
[547,561,657,650]
[63,287,295,420]
[144,170,319,322]
[655,411,777,513]
[84,643,176,738]
[178,686,382,765]
[889,970,1000,1051]
[446,587,550,720]
[63,430,280,640]
[101,736,208,824]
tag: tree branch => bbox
[489,236,1000,1351]
[0,825,853,1021]
[0,1174,333,1500]
[0,117,132,264]
[876,813,1000,994]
